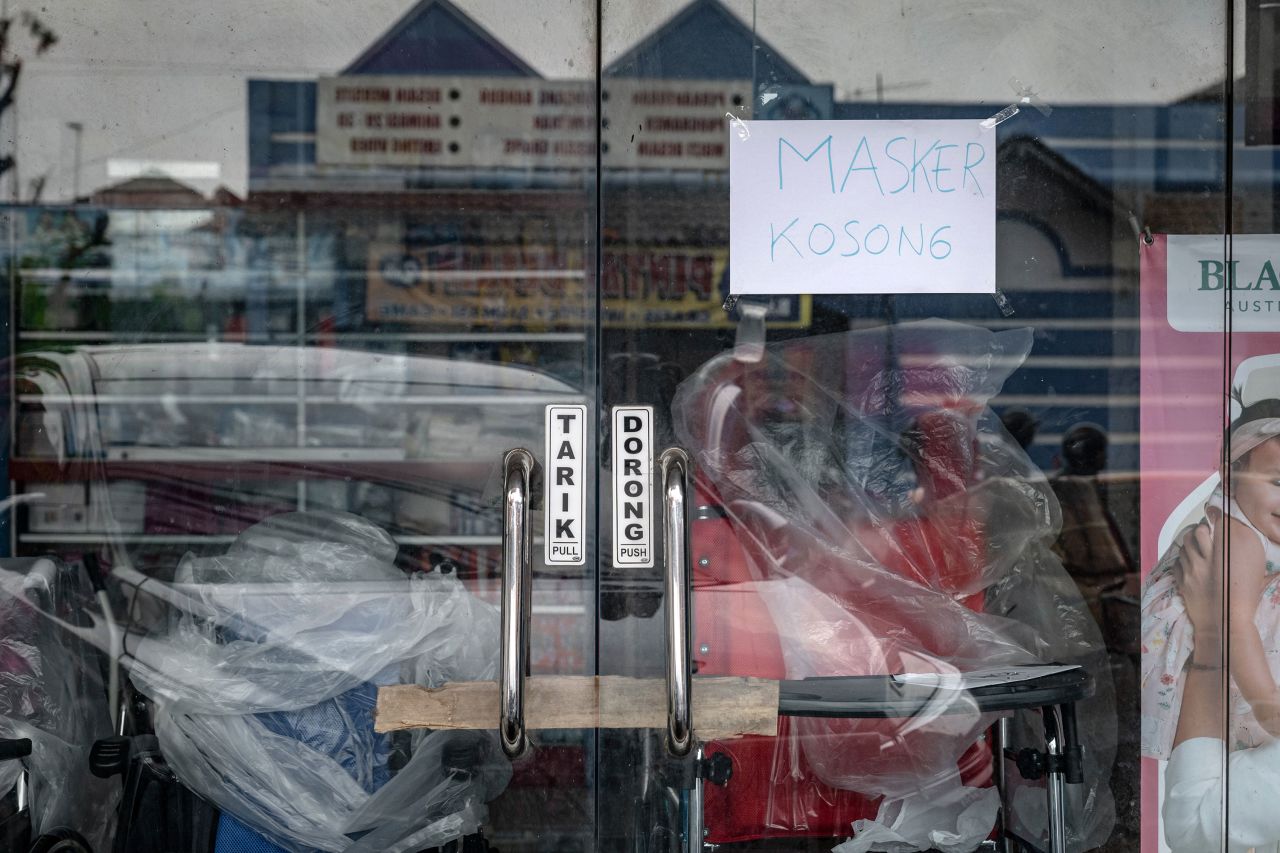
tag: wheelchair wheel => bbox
[29,829,92,853]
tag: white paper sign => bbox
[1166,234,1280,332]
[612,406,654,568]
[544,405,586,566]
[729,119,996,295]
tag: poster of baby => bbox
[1141,234,1280,852]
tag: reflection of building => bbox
[245,0,812,338]
[90,175,211,209]
[8,0,1257,476]
[248,0,820,187]
[239,0,1173,474]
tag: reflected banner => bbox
[317,75,750,171]
[366,243,810,328]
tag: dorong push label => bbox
[544,404,586,566]
[612,406,654,568]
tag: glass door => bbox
[0,1,1252,852]
[0,3,604,852]
[597,2,1233,852]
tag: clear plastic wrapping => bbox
[122,510,511,852]
[0,557,119,850]
[126,512,497,715]
[672,320,1116,851]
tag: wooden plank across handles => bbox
[377,675,779,740]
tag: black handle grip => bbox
[0,737,32,761]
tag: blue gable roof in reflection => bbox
[246,0,1256,194]
[344,0,536,76]
[605,0,809,84]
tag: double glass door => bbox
[0,0,1263,851]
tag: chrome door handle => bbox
[659,447,693,756]
[501,448,535,758]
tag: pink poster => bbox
[1141,233,1280,851]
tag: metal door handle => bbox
[501,448,535,758]
[659,447,693,756]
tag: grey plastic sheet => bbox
[0,558,119,850]
[125,511,511,853]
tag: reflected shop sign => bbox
[366,243,810,328]
[1165,234,1280,331]
[317,75,749,171]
